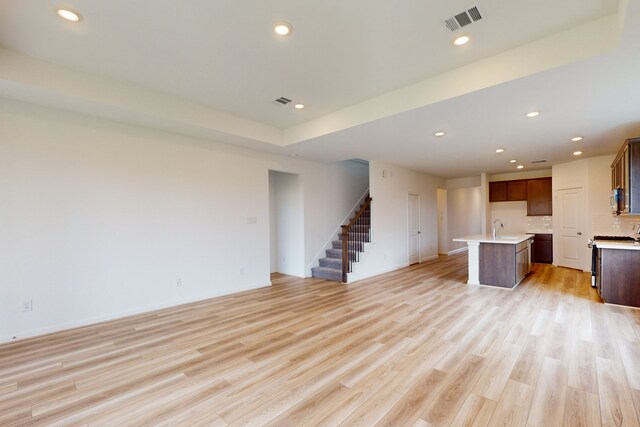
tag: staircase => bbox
[312,197,371,283]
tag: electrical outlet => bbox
[22,299,33,312]
[176,278,182,287]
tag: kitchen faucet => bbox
[492,219,504,239]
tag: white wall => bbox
[355,161,444,280]
[303,160,369,275]
[446,186,483,253]
[489,169,552,182]
[446,176,481,189]
[0,99,368,341]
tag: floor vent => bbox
[444,6,483,31]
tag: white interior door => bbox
[408,193,420,265]
[556,188,585,270]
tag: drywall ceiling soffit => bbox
[0,12,621,149]
[0,0,620,128]
[0,0,638,178]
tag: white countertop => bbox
[594,240,640,250]
[453,234,533,245]
[526,230,553,234]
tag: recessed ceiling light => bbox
[274,22,292,36]
[526,111,540,118]
[510,159,517,163]
[571,136,583,142]
[434,131,445,137]
[573,151,583,156]
[517,165,524,169]
[496,148,505,153]
[56,8,81,22]
[294,103,305,109]
[453,35,470,46]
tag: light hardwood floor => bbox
[2,253,640,426]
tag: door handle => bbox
[577,232,582,235]
[418,231,421,234]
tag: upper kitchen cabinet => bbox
[611,137,640,214]
[489,181,507,202]
[489,177,552,216]
[489,180,527,202]
[527,178,552,216]
[507,180,527,201]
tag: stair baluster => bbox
[340,196,372,283]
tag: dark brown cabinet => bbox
[532,233,553,263]
[611,137,640,214]
[611,144,628,191]
[479,240,532,288]
[507,180,527,201]
[527,178,552,216]
[598,248,640,308]
[489,180,527,202]
[489,181,507,202]
[489,177,552,216]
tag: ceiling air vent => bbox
[467,7,482,22]
[444,6,483,31]
[274,97,292,106]
[532,160,547,164]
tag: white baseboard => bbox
[422,254,440,262]
[1,282,271,344]
[447,247,468,256]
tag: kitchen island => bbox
[453,234,533,289]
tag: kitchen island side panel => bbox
[479,243,516,288]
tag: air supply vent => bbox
[467,7,482,22]
[454,12,472,28]
[274,97,292,105]
[445,18,460,32]
[444,6,483,31]
[532,160,547,164]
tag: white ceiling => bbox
[1,0,638,178]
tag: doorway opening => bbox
[437,188,448,255]
[269,170,304,277]
[408,193,421,265]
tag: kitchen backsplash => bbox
[592,213,640,235]
[526,216,553,232]
[491,201,552,233]
[491,201,640,236]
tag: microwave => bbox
[611,187,625,214]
